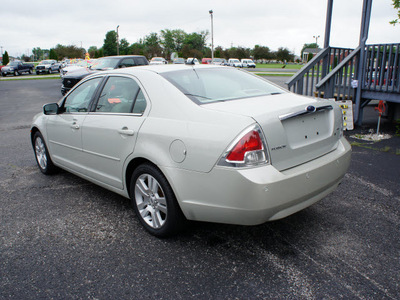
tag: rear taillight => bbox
[218,124,269,168]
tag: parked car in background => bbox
[202,58,212,64]
[60,59,97,78]
[36,60,61,75]
[241,59,256,68]
[32,64,351,237]
[1,61,34,76]
[227,58,243,68]
[211,58,227,65]
[172,57,185,64]
[61,55,148,95]
[185,58,199,65]
[150,57,168,65]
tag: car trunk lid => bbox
[204,93,342,171]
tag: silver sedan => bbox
[31,65,351,236]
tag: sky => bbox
[0,0,398,58]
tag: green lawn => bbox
[256,63,303,70]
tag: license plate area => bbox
[282,110,333,149]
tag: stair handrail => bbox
[315,46,361,90]
[286,47,331,88]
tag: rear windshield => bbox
[160,68,285,104]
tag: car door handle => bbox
[71,122,80,130]
[118,127,134,136]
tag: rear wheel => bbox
[48,68,52,74]
[33,132,57,175]
[14,70,19,76]
[29,69,33,74]
[130,164,185,237]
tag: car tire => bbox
[36,72,39,75]
[130,163,185,237]
[14,70,19,76]
[29,69,33,74]
[33,132,57,175]
[48,68,52,74]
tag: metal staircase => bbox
[285,0,400,125]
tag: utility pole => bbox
[116,25,120,56]
[209,10,214,61]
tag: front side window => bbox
[63,77,102,113]
[95,76,142,113]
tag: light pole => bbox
[313,35,320,47]
[116,25,120,55]
[209,10,214,61]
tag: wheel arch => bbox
[125,157,158,198]
[30,126,40,145]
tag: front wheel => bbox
[29,69,33,74]
[14,70,19,76]
[130,164,185,237]
[33,132,57,174]
[48,68,52,74]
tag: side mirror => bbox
[43,103,59,115]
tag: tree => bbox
[160,29,175,59]
[390,0,400,25]
[32,47,44,61]
[129,42,146,56]
[88,46,98,58]
[3,51,9,65]
[103,30,118,56]
[144,32,163,58]
[49,48,57,60]
[252,45,274,60]
[119,38,130,55]
[183,31,208,53]
[275,47,294,62]
[160,29,187,59]
[236,46,251,60]
[53,44,84,60]
[172,29,186,52]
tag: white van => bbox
[241,59,256,68]
[227,58,242,68]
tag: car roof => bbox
[90,64,227,76]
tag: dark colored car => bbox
[61,55,149,95]
[1,61,34,76]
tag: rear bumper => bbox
[164,137,351,225]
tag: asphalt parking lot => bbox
[0,78,399,299]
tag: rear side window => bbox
[95,76,146,114]
[135,57,149,66]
